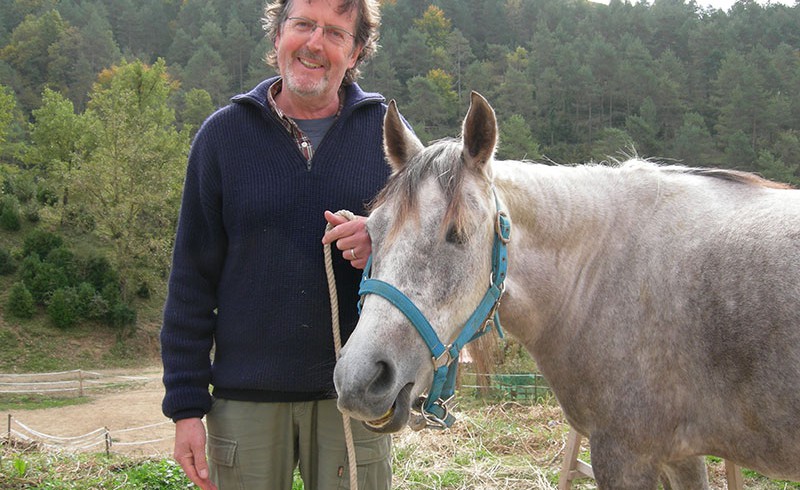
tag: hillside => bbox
[0,216,164,373]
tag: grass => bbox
[0,443,194,489]
[0,394,91,411]
[2,399,800,489]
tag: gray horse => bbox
[334,92,800,488]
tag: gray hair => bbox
[262,0,381,85]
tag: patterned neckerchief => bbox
[267,78,344,162]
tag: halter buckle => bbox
[433,349,453,370]
[495,210,511,244]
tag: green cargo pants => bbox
[206,398,392,490]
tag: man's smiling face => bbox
[274,0,362,102]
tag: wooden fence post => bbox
[558,428,594,490]
[725,460,744,490]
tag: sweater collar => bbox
[231,76,385,118]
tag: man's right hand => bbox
[174,417,217,490]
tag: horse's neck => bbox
[492,162,643,347]
[494,162,628,248]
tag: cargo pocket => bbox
[339,428,392,490]
[207,434,244,490]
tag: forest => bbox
[0,0,799,320]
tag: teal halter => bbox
[358,189,511,429]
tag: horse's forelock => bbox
[371,139,485,245]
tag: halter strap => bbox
[358,188,510,429]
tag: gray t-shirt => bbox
[295,116,336,150]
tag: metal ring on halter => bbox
[350,248,357,260]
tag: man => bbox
[161,0,393,488]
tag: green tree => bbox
[7,282,35,319]
[625,98,660,157]
[0,10,69,110]
[671,112,717,166]
[723,130,757,170]
[179,88,215,135]
[360,55,404,102]
[404,70,458,141]
[72,59,189,295]
[591,127,635,162]
[25,87,87,216]
[414,5,451,49]
[0,84,16,149]
[404,75,448,143]
[495,68,535,126]
[713,51,770,155]
[182,43,230,105]
[395,28,434,84]
[221,17,256,94]
[47,286,79,328]
[498,114,541,161]
[755,150,798,185]
[445,29,474,108]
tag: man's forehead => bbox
[294,0,358,17]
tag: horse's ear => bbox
[384,99,423,173]
[462,91,497,172]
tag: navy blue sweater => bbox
[161,78,390,421]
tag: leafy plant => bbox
[0,195,22,231]
[12,457,28,477]
[6,281,35,318]
[47,287,80,329]
[22,229,64,259]
[0,247,16,275]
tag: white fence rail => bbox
[3,415,173,454]
[0,369,157,396]
[1,369,171,454]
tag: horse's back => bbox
[514,164,800,480]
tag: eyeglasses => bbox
[284,17,355,47]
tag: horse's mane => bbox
[370,138,482,243]
[669,166,792,189]
[617,158,793,189]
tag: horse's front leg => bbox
[661,456,710,489]
[589,431,661,489]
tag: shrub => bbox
[85,292,110,321]
[24,201,40,223]
[47,287,80,329]
[18,253,41,284]
[0,247,15,275]
[22,229,64,259]
[136,281,151,299]
[106,300,137,329]
[63,204,96,232]
[84,254,119,291]
[45,247,79,286]
[0,195,21,231]
[36,185,59,206]
[12,175,36,203]
[7,282,35,318]
[100,281,121,305]
[25,261,69,304]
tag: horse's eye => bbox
[445,225,466,245]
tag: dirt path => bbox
[6,366,174,457]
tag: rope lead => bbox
[324,209,359,489]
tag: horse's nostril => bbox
[371,360,395,394]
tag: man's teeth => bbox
[300,59,323,69]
